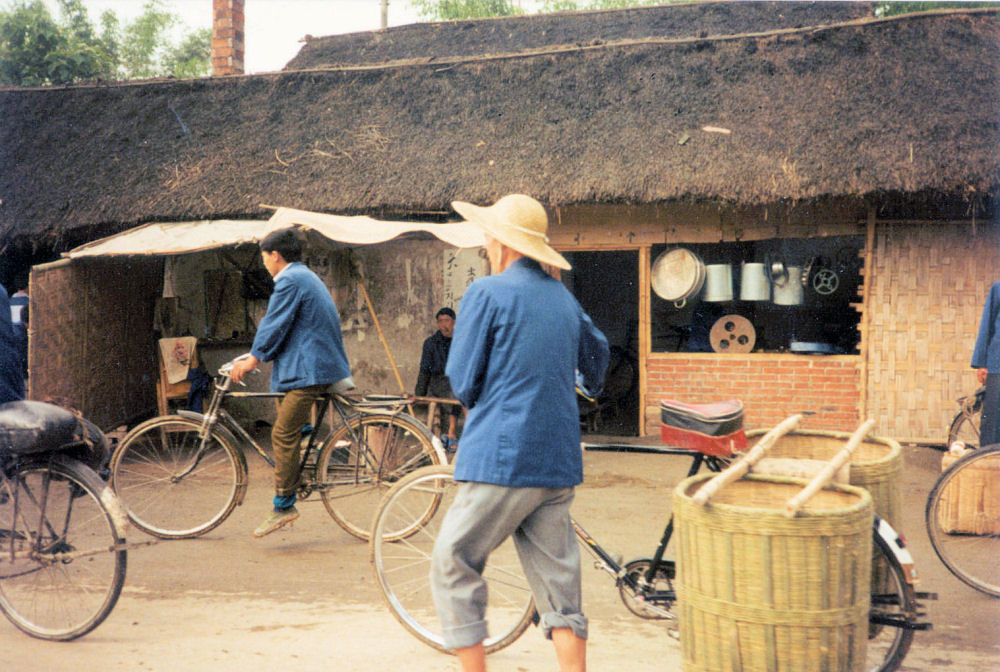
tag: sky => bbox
[40,0,430,73]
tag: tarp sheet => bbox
[66,208,484,258]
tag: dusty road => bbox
[1,443,998,671]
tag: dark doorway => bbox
[563,250,640,436]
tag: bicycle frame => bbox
[174,371,421,491]
[575,445,724,616]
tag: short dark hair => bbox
[436,307,456,320]
[260,228,302,262]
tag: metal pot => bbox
[704,264,734,302]
[773,266,804,305]
[739,262,771,301]
[651,248,705,308]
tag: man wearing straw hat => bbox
[430,194,609,672]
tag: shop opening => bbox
[563,250,640,436]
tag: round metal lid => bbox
[651,248,704,301]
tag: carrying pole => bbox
[691,413,803,506]
[784,418,876,517]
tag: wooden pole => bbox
[356,276,412,413]
[638,245,651,436]
[858,207,876,427]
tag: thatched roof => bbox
[287,1,877,68]
[1,3,998,252]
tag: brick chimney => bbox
[212,0,245,76]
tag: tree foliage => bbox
[0,0,210,86]
[410,0,524,21]
[410,0,681,21]
[874,1,997,17]
[540,0,672,11]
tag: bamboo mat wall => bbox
[864,221,998,443]
[30,258,161,429]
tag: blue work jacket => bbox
[250,262,351,392]
[446,258,609,488]
[972,281,1000,373]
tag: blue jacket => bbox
[250,262,351,392]
[446,258,609,488]
[0,285,25,404]
[972,281,1000,373]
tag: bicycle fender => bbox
[875,516,918,584]
[40,454,129,538]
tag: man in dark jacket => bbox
[0,285,25,404]
[415,307,461,448]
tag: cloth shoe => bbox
[253,507,300,538]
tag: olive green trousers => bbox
[272,384,326,497]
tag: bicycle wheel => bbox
[0,457,126,640]
[947,399,982,450]
[317,412,442,541]
[925,445,1000,597]
[867,533,915,672]
[110,416,244,539]
[370,464,536,654]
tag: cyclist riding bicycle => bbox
[229,228,354,538]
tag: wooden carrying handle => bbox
[691,413,804,506]
[783,418,876,518]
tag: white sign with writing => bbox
[443,248,487,311]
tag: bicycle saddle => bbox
[659,399,746,457]
[0,400,80,455]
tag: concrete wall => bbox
[329,238,488,396]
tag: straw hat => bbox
[451,194,571,270]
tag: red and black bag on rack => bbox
[659,398,747,457]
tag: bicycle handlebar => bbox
[218,353,256,378]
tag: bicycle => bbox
[924,442,1000,597]
[370,402,932,672]
[110,354,446,540]
[947,386,984,450]
[0,400,128,641]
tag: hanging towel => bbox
[159,337,197,384]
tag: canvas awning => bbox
[66,208,485,258]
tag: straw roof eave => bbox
[1,9,998,250]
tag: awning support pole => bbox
[357,277,413,414]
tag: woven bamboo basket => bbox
[938,451,1000,535]
[745,429,902,532]
[674,473,873,672]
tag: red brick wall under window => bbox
[645,354,861,434]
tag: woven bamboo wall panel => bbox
[864,221,998,443]
[29,262,79,407]
[30,258,161,429]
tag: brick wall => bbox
[645,354,861,433]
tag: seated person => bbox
[415,307,462,449]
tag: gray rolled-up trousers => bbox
[430,481,587,650]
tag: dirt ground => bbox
[2,443,998,671]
